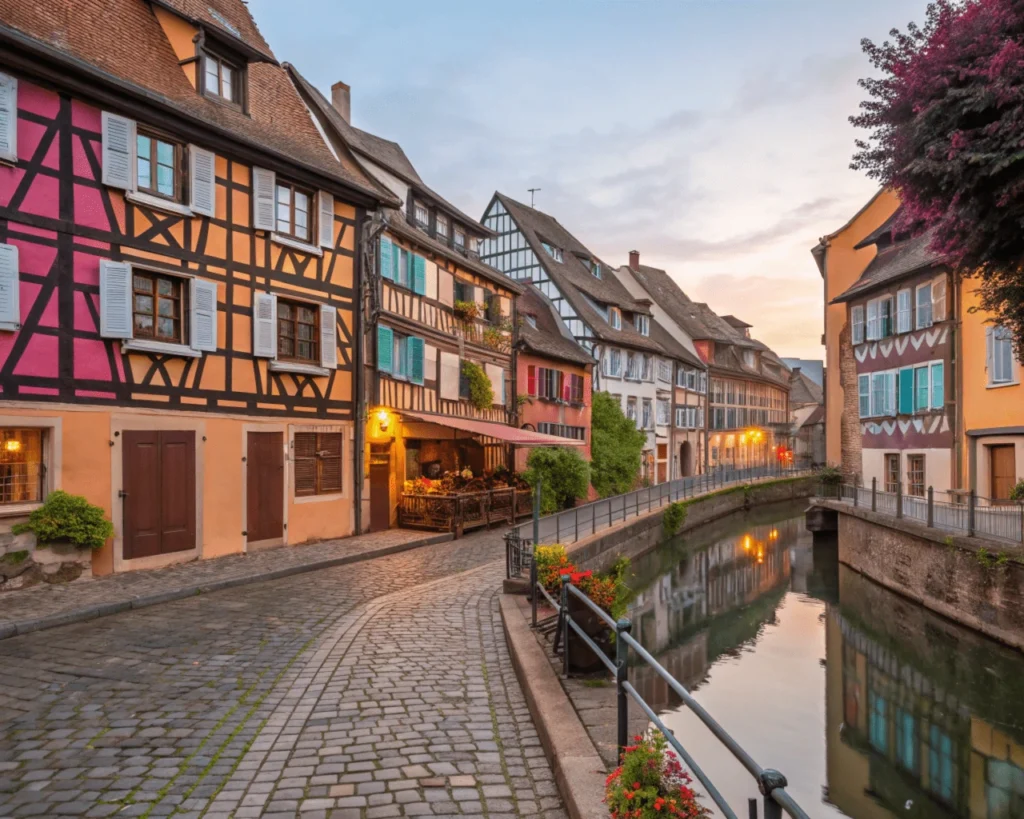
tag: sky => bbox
[250,0,931,360]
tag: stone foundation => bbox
[0,532,93,592]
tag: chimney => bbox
[628,250,640,271]
[331,81,351,123]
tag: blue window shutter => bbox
[931,362,944,409]
[377,325,393,372]
[412,255,426,295]
[898,367,913,415]
[409,336,425,385]
[380,237,394,281]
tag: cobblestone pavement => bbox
[0,531,567,819]
[0,530,445,639]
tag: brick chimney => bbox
[331,81,351,123]
[628,250,640,271]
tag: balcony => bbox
[453,313,512,354]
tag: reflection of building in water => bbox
[826,607,1024,818]
[627,518,798,711]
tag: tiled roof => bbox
[517,286,595,367]
[833,227,945,303]
[0,0,384,200]
[494,194,663,354]
[649,321,704,369]
[153,0,274,61]
[789,369,823,406]
[721,315,752,330]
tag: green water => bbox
[627,500,1024,818]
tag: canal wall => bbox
[569,476,817,574]
[816,500,1024,651]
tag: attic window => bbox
[591,261,601,279]
[524,314,537,329]
[634,314,650,337]
[454,227,466,249]
[202,48,243,106]
[414,202,429,230]
[542,242,563,263]
[609,307,621,330]
[436,215,448,240]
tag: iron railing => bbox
[505,465,812,578]
[820,480,1024,544]
[530,569,809,819]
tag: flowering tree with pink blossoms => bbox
[852,0,1024,356]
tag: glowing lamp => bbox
[376,409,390,432]
[4,439,21,454]
[743,535,751,551]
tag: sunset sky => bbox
[250,0,930,360]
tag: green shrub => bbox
[1010,480,1024,502]
[524,447,591,514]
[12,491,113,550]
[817,464,843,486]
[591,391,647,498]
[461,361,494,410]
[663,501,687,536]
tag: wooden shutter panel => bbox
[986,327,994,383]
[0,243,19,330]
[933,276,947,322]
[485,363,502,404]
[252,167,276,231]
[412,255,426,295]
[317,433,343,493]
[409,336,425,385]
[527,365,536,396]
[898,367,913,415]
[293,432,317,496]
[0,72,17,163]
[318,191,334,248]
[99,259,133,338]
[440,351,460,400]
[320,304,338,369]
[380,237,394,281]
[252,292,277,358]
[377,325,394,373]
[189,145,217,217]
[190,277,218,352]
[101,112,136,190]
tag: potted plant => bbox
[12,490,114,550]
[461,361,494,410]
[453,300,481,321]
[605,731,710,819]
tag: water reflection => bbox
[626,501,1024,818]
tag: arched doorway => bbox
[680,441,694,477]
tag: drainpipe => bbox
[953,269,964,492]
[353,210,366,535]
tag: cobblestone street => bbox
[0,532,566,819]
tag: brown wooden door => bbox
[369,443,391,531]
[991,445,1017,500]
[122,430,196,560]
[247,432,284,543]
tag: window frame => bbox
[992,327,1015,384]
[435,214,449,241]
[453,227,466,249]
[907,454,925,497]
[914,364,930,413]
[916,283,934,330]
[132,269,188,344]
[293,431,343,498]
[852,305,865,345]
[0,427,46,507]
[635,314,650,336]
[201,48,244,108]
[276,297,320,364]
[609,307,622,330]
[136,128,184,203]
[858,374,870,418]
[896,289,912,334]
[275,179,314,243]
[885,453,901,494]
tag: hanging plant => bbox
[454,300,481,321]
[462,361,493,410]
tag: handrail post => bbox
[561,574,571,677]
[532,477,541,548]
[968,490,976,537]
[615,618,632,757]
[927,486,934,528]
[871,477,877,512]
[853,482,858,508]
[896,480,903,519]
[556,513,561,544]
[530,550,538,628]
[575,507,579,542]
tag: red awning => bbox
[401,411,586,446]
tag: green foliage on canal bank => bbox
[663,502,687,536]
[590,392,647,499]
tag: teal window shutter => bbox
[930,361,944,409]
[412,255,426,295]
[409,337,425,385]
[377,325,394,372]
[380,237,394,281]
[898,367,913,415]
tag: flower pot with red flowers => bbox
[605,731,710,819]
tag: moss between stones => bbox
[0,550,29,565]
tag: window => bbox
[277,298,319,363]
[625,353,639,380]
[136,131,180,201]
[930,361,944,409]
[916,283,933,329]
[393,247,411,289]
[133,270,186,343]
[895,709,918,773]
[626,398,638,423]
[454,227,466,249]
[914,365,930,412]
[907,455,925,497]
[436,215,448,240]
[392,332,413,379]
[879,297,894,338]
[524,314,537,329]
[591,260,601,279]
[202,50,244,106]
[605,349,622,377]
[537,422,586,440]
[870,372,887,417]
[569,373,584,404]
[542,242,563,262]
[642,399,653,430]
[897,289,912,333]
[0,429,44,505]
[657,399,670,425]
[858,374,869,418]
[453,278,474,305]
[675,408,685,427]
[885,454,900,494]
[414,202,429,229]
[869,693,888,753]
[699,372,707,394]
[927,725,955,803]
[294,432,342,496]
[634,314,650,336]
[275,181,313,243]
[641,354,653,381]
[866,299,879,341]
[991,327,1016,384]
[610,307,622,330]
[712,408,725,429]
[535,367,563,400]
[852,305,865,345]
[658,359,672,383]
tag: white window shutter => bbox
[0,243,20,330]
[190,277,219,352]
[253,292,277,358]
[318,191,334,248]
[320,304,338,369]
[189,145,217,217]
[0,72,17,163]
[439,351,460,400]
[933,276,947,322]
[99,260,133,338]
[485,363,503,404]
[101,112,136,191]
[986,327,994,383]
[252,167,276,231]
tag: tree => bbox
[852,0,1024,358]
[523,447,591,515]
[590,391,647,498]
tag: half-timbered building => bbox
[0,0,394,573]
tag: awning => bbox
[401,411,586,446]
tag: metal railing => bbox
[821,480,1024,544]
[530,568,809,819]
[505,465,812,578]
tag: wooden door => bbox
[247,432,284,544]
[122,430,196,560]
[991,445,1016,501]
[369,443,391,531]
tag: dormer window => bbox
[609,307,621,330]
[414,202,429,230]
[524,314,537,329]
[591,261,601,279]
[436,215,448,240]
[202,49,243,106]
[542,242,563,263]
[454,227,466,249]
[634,314,650,336]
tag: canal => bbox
[626,499,1024,819]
